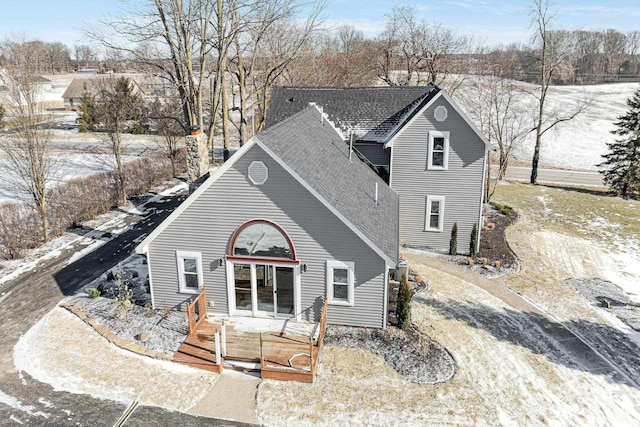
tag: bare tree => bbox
[626,31,640,75]
[571,30,604,83]
[93,76,144,205]
[376,5,470,91]
[73,44,97,69]
[602,29,627,80]
[210,0,238,161]
[458,75,532,200]
[87,0,214,134]
[227,0,325,145]
[150,97,184,176]
[528,0,586,184]
[45,42,71,73]
[0,38,58,242]
[286,26,379,87]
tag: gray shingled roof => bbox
[267,86,440,143]
[256,105,399,264]
[62,76,147,99]
[62,78,97,99]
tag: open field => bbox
[458,80,639,171]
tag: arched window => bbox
[228,219,297,261]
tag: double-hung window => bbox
[427,131,450,170]
[176,251,203,294]
[425,196,445,232]
[326,260,355,306]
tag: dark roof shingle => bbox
[266,86,440,143]
[256,105,399,264]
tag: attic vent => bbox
[287,97,295,102]
[248,161,268,185]
[434,106,448,122]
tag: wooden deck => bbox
[174,290,329,382]
[174,321,319,381]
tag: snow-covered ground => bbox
[259,254,640,426]
[13,307,217,412]
[512,82,639,171]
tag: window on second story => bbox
[427,131,450,170]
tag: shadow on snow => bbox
[416,295,640,390]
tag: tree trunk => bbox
[221,70,231,161]
[116,150,127,205]
[38,196,49,242]
[531,122,543,185]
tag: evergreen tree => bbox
[77,82,95,132]
[449,222,458,255]
[470,223,478,257]
[396,273,412,330]
[599,87,640,198]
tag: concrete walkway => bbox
[403,252,544,314]
[187,369,261,424]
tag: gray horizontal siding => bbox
[148,144,386,328]
[390,96,486,253]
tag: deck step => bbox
[183,334,217,351]
[224,360,261,372]
[224,354,260,363]
[177,342,220,363]
[173,352,222,373]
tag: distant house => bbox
[34,76,53,92]
[62,76,145,110]
[136,106,398,328]
[62,78,96,110]
[267,86,491,253]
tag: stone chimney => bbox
[185,128,209,183]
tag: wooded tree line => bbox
[476,29,640,85]
[0,39,108,73]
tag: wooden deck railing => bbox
[259,294,329,382]
[311,293,329,375]
[186,286,207,335]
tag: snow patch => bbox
[0,389,49,419]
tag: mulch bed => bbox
[477,204,519,269]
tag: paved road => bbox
[498,166,605,188]
[0,190,252,426]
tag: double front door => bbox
[232,263,295,318]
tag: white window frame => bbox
[176,250,203,294]
[326,260,355,307]
[427,131,450,170]
[425,196,445,232]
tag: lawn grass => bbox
[493,182,640,251]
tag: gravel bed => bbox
[66,294,189,353]
[405,203,521,278]
[64,253,190,354]
[324,325,457,384]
